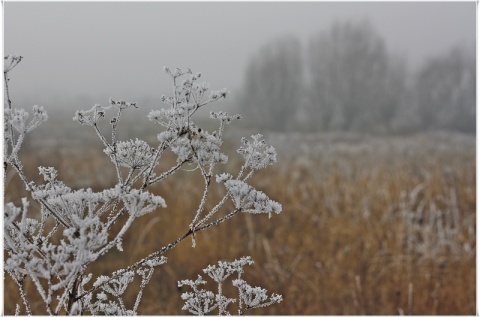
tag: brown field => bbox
[4,121,476,315]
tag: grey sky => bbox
[4,1,476,111]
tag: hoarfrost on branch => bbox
[4,56,282,315]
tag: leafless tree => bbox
[239,36,304,131]
[306,20,407,132]
[415,46,475,132]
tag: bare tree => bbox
[239,36,304,131]
[306,20,407,132]
[415,46,475,133]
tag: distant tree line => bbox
[237,20,475,134]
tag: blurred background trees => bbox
[415,46,476,133]
[304,20,407,132]
[235,20,475,134]
[239,36,304,131]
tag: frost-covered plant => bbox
[397,184,474,260]
[178,256,282,315]
[4,58,282,315]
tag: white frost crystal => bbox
[4,62,282,315]
[179,256,282,315]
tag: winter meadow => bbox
[3,3,476,315]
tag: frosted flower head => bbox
[6,105,48,134]
[28,105,48,132]
[38,166,58,182]
[210,111,242,124]
[180,289,216,315]
[100,271,135,297]
[109,98,138,110]
[224,180,282,218]
[104,139,155,169]
[121,188,166,218]
[215,173,232,183]
[227,256,254,275]
[238,134,277,170]
[9,108,29,133]
[4,202,22,230]
[169,124,228,166]
[209,88,229,100]
[233,279,282,308]
[157,128,176,143]
[4,55,23,73]
[179,256,281,315]
[73,104,109,126]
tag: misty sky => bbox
[4,2,476,111]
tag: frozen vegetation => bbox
[3,52,475,315]
[4,56,282,315]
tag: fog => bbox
[3,2,476,133]
[3,4,477,314]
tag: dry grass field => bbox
[4,121,475,315]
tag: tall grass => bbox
[5,127,475,315]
